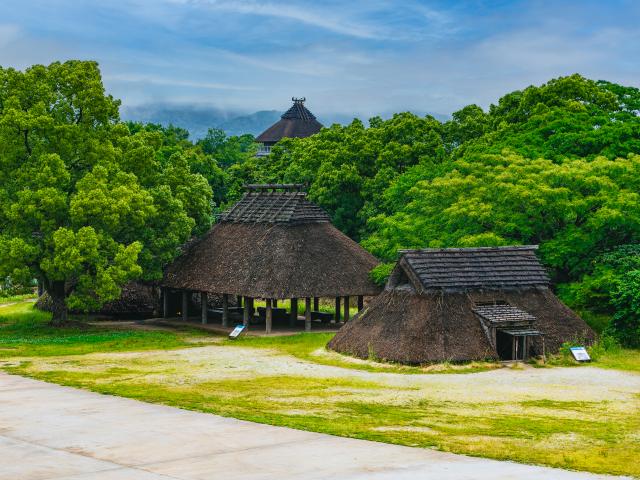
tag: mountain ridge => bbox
[121,104,448,139]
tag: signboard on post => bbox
[229,324,246,339]
[570,346,591,362]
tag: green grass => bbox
[540,337,640,373]
[0,293,37,304]
[7,361,640,478]
[0,301,211,358]
[3,299,640,477]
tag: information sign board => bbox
[229,324,246,339]
[570,346,591,362]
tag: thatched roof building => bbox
[255,98,323,156]
[328,246,595,363]
[162,184,380,332]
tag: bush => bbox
[369,263,394,286]
[609,270,640,348]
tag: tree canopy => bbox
[0,61,212,322]
[2,64,639,345]
[235,74,640,345]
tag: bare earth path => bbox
[0,372,629,480]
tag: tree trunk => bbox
[48,282,68,326]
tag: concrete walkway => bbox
[0,373,627,480]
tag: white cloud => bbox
[104,73,261,91]
[173,0,385,39]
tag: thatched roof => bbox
[255,98,323,144]
[219,185,330,224]
[163,186,380,298]
[328,245,594,363]
[397,246,550,292]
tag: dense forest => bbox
[0,61,638,346]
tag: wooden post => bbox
[313,297,319,311]
[334,297,341,323]
[357,295,364,311]
[305,297,312,332]
[222,294,229,327]
[265,299,272,334]
[343,296,350,322]
[290,298,298,327]
[162,288,169,318]
[273,299,278,308]
[243,296,251,327]
[201,292,208,324]
[182,291,189,321]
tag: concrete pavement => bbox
[0,372,627,480]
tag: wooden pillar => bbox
[313,297,319,311]
[162,288,169,318]
[243,296,251,327]
[305,297,312,332]
[273,299,278,308]
[290,298,298,327]
[222,294,229,327]
[343,296,350,322]
[334,297,341,323]
[265,299,273,334]
[201,292,208,324]
[182,291,189,321]
[357,295,364,311]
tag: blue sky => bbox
[0,0,639,117]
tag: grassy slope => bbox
[0,302,211,358]
[2,300,640,477]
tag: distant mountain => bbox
[218,110,281,137]
[121,103,449,140]
[121,104,240,140]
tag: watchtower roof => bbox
[255,98,323,144]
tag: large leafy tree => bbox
[0,61,212,323]
[363,153,640,284]
[249,113,446,239]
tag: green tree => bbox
[248,114,446,239]
[0,61,211,323]
[363,153,640,285]
[610,270,640,347]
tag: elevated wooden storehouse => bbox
[255,98,323,156]
[162,184,380,332]
[328,246,595,363]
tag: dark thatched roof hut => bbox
[162,184,380,332]
[255,98,323,156]
[328,246,595,363]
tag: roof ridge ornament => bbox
[292,97,306,103]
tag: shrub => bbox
[609,270,640,348]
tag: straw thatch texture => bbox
[327,287,595,364]
[162,222,381,298]
[255,99,323,144]
[328,246,595,363]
